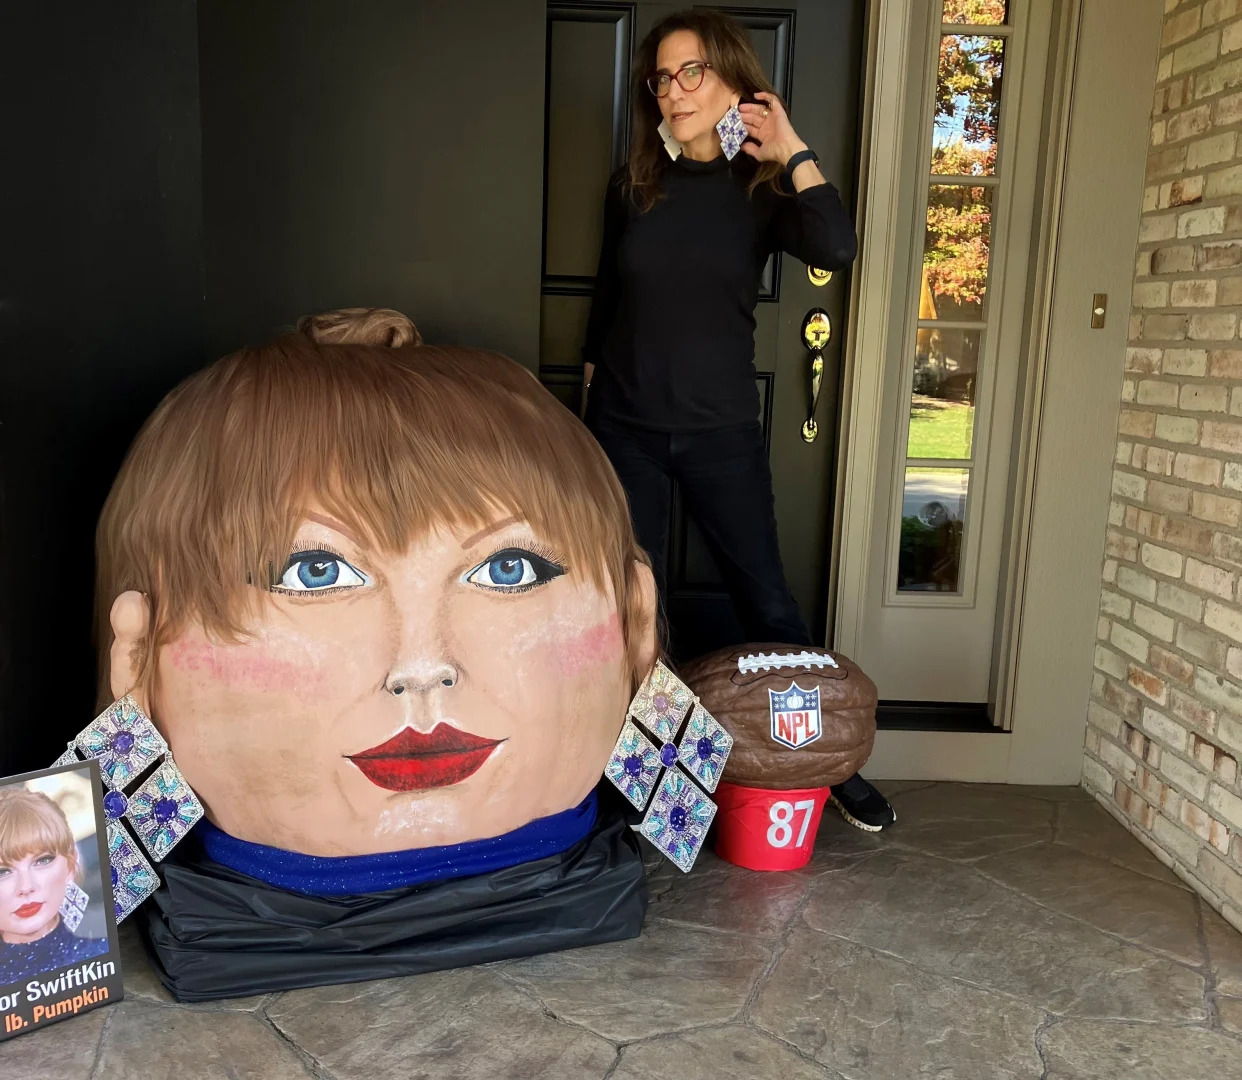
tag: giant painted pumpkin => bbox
[93,308,659,858]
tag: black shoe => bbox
[830,773,895,832]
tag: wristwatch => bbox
[784,148,819,175]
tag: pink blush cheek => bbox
[555,614,625,678]
[165,636,334,700]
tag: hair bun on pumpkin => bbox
[297,307,422,347]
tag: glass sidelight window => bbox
[897,0,1011,593]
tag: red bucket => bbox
[712,782,831,871]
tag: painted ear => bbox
[109,591,152,709]
[628,561,659,681]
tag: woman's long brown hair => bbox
[625,9,786,213]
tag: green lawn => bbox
[908,396,974,460]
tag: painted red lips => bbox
[13,902,43,919]
[348,725,502,792]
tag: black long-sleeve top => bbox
[582,153,857,431]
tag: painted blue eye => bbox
[488,557,526,587]
[276,550,369,593]
[299,560,338,588]
[464,548,566,593]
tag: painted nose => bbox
[386,662,458,696]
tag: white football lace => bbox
[737,650,839,673]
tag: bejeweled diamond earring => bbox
[716,105,747,161]
[53,695,204,922]
[604,661,733,872]
[58,880,90,932]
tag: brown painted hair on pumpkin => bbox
[296,306,422,347]
[95,308,656,707]
[626,8,785,213]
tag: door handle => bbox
[801,309,831,443]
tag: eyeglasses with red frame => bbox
[646,61,713,98]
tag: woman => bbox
[0,788,107,984]
[582,10,893,831]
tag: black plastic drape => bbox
[138,796,648,1002]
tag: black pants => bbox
[588,411,811,648]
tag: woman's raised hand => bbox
[738,92,806,166]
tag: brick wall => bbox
[1084,0,1242,932]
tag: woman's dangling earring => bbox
[657,119,684,160]
[603,661,734,873]
[716,104,747,161]
[59,880,90,932]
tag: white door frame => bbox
[832,0,1164,782]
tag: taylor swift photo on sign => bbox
[0,761,122,1042]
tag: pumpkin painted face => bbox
[150,512,634,856]
[99,323,658,858]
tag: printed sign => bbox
[768,683,822,750]
[0,761,123,1041]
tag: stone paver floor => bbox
[5,781,1242,1079]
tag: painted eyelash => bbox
[270,546,370,595]
[285,539,347,562]
[480,538,569,574]
[466,544,568,594]
[271,585,362,599]
[267,542,348,587]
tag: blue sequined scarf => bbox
[197,789,599,896]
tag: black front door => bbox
[539,1,866,658]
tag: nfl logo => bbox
[768,683,822,750]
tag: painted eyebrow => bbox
[302,511,364,547]
[461,515,522,550]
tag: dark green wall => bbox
[0,1,551,773]
[0,1,206,772]
[197,0,547,365]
